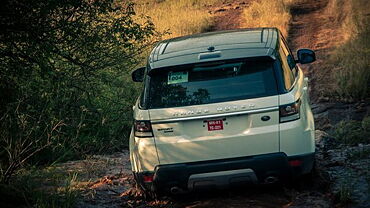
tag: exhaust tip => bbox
[170,187,181,194]
[170,186,189,194]
[264,176,279,184]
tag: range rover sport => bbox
[130,28,316,195]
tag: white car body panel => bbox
[129,131,159,172]
[278,66,315,156]
[130,103,159,172]
[151,108,279,164]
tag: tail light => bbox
[143,175,154,183]
[134,120,153,137]
[279,99,301,123]
[289,159,303,167]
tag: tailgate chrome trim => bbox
[151,106,278,124]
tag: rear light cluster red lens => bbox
[134,120,153,137]
[279,99,301,123]
[289,160,303,167]
[143,175,154,183]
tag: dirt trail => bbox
[288,0,344,51]
[74,150,329,208]
[206,0,251,30]
[287,0,350,102]
[288,0,368,129]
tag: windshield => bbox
[146,59,278,109]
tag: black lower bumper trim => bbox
[136,152,315,193]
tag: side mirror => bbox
[132,67,145,82]
[297,49,316,64]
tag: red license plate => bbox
[207,119,223,131]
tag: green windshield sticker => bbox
[168,71,188,84]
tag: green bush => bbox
[0,0,156,183]
[336,180,353,204]
[348,148,370,160]
[0,167,79,208]
[333,117,370,145]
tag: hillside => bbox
[1,0,369,207]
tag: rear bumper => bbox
[135,152,315,193]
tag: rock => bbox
[312,104,328,114]
[315,130,337,150]
[215,8,226,13]
[317,96,330,102]
[318,144,370,207]
[289,192,331,208]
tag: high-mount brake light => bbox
[279,99,301,123]
[134,120,153,137]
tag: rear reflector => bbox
[289,160,303,167]
[143,175,154,183]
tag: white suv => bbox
[130,28,316,195]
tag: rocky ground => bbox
[60,126,368,208]
[315,130,370,208]
[62,127,368,208]
[206,0,252,30]
[69,148,327,208]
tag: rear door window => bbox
[147,58,278,109]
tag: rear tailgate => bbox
[150,96,279,165]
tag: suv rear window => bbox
[146,58,277,109]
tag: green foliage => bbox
[337,180,353,204]
[333,117,370,145]
[348,148,370,161]
[32,173,79,208]
[0,167,79,208]
[0,0,156,183]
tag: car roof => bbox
[148,28,279,70]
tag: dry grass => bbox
[134,0,221,39]
[241,0,293,37]
[325,0,355,42]
[329,0,370,100]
